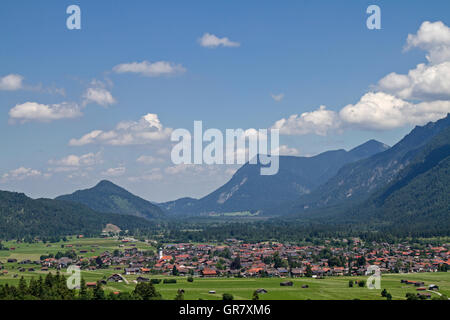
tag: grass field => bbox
[0,238,449,300]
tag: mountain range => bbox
[160,139,389,215]
[280,113,450,215]
[0,114,448,238]
[352,124,450,233]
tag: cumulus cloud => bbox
[272,93,450,134]
[113,60,186,77]
[0,74,24,91]
[273,21,450,135]
[405,21,450,64]
[271,93,284,102]
[9,102,81,123]
[101,166,126,177]
[198,33,240,48]
[272,106,341,136]
[378,61,450,101]
[273,145,300,156]
[69,113,172,146]
[49,152,103,167]
[1,167,45,182]
[340,92,450,130]
[83,87,115,107]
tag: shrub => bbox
[222,293,234,301]
[163,279,177,284]
[187,276,194,283]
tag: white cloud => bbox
[271,93,284,102]
[1,167,44,182]
[9,102,81,123]
[83,87,116,107]
[101,166,126,177]
[0,74,23,91]
[69,113,172,146]
[273,145,300,156]
[198,33,240,48]
[113,60,186,77]
[273,21,450,135]
[405,21,450,64]
[339,92,450,130]
[378,61,450,101]
[49,152,103,167]
[272,105,341,136]
[273,93,450,134]
[136,155,164,165]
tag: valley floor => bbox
[0,237,449,300]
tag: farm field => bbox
[0,238,449,300]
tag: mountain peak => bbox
[349,139,390,158]
[56,180,163,219]
[96,180,117,187]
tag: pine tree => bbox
[79,278,88,300]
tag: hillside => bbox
[282,114,450,214]
[56,180,163,219]
[0,190,156,240]
[160,140,389,215]
[356,126,450,233]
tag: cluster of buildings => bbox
[2,239,449,279]
[148,239,449,278]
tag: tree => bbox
[230,256,241,270]
[187,276,194,283]
[93,281,105,300]
[405,293,418,301]
[358,280,366,287]
[252,291,259,300]
[175,289,184,300]
[18,276,27,298]
[133,282,162,300]
[172,265,179,276]
[348,280,353,288]
[79,278,88,300]
[386,293,392,300]
[305,265,312,277]
[222,293,234,301]
[381,289,387,297]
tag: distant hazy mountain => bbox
[0,190,155,239]
[56,180,163,219]
[160,140,389,215]
[284,113,450,214]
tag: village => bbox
[2,238,448,283]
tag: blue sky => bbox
[1,0,450,202]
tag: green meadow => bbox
[0,238,449,300]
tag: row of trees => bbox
[0,273,162,300]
